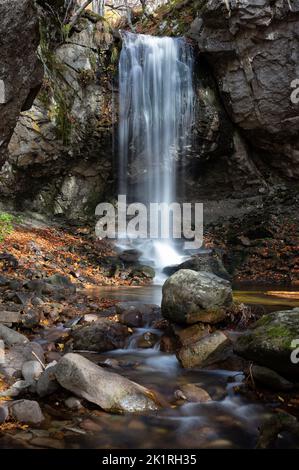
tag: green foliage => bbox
[0,212,15,242]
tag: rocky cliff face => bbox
[188,0,299,179]
[0,12,116,218]
[0,0,43,168]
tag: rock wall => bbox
[188,0,299,179]
[0,12,117,218]
[0,0,43,167]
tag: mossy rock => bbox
[234,308,299,379]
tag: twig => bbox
[31,351,46,370]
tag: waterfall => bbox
[118,32,194,274]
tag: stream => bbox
[4,284,296,450]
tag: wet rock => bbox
[173,323,210,347]
[257,412,299,449]
[177,331,230,369]
[162,270,233,324]
[64,396,83,410]
[251,365,294,391]
[71,320,131,352]
[55,353,160,413]
[119,249,142,264]
[136,332,159,349]
[117,302,161,327]
[9,399,45,424]
[234,308,299,379]
[131,265,155,279]
[36,362,59,397]
[163,250,230,280]
[175,384,212,403]
[22,360,43,384]
[30,437,64,449]
[0,324,28,347]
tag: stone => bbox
[36,362,59,397]
[71,320,130,352]
[55,353,160,413]
[64,396,83,410]
[234,309,299,379]
[22,360,43,384]
[46,274,76,292]
[0,380,31,398]
[161,270,233,324]
[119,249,142,263]
[0,324,28,347]
[252,365,294,391]
[177,331,230,369]
[116,302,161,327]
[175,384,212,403]
[9,399,44,424]
[163,250,230,280]
[136,332,159,349]
[0,310,21,324]
[131,265,155,279]
[0,341,44,379]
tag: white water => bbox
[118,33,194,275]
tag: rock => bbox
[55,353,160,413]
[119,249,142,263]
[161,270,233,324]
[36,362,59,397]
[163,250,230,280]
[189,0,299,179]
[0,0,42,167]
[0,404,9,424]
[234,308,299,379]
[71,320,131,352]
[136,332,159,349]
[64,396,83,410]
[46,274,75,292]
[173,323,210,347]
[22,360,43,384]
[116,302,161,327]
[177,331,230,369]
[131,265,155,279]
[9,399,44,424]
[0,341,44,379]
[175,384,212,403]
[22,309,40,329]
[0,324,28,347]
[0,380,31,398]
[251,365,294,391]
[0,310,21,324]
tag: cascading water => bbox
[118,32,195,278]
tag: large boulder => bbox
[234,308,299,379]
[161,270,233,324]
[0,0,43,167]
[55,353,160,413]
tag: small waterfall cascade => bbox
[118,32,195,277]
